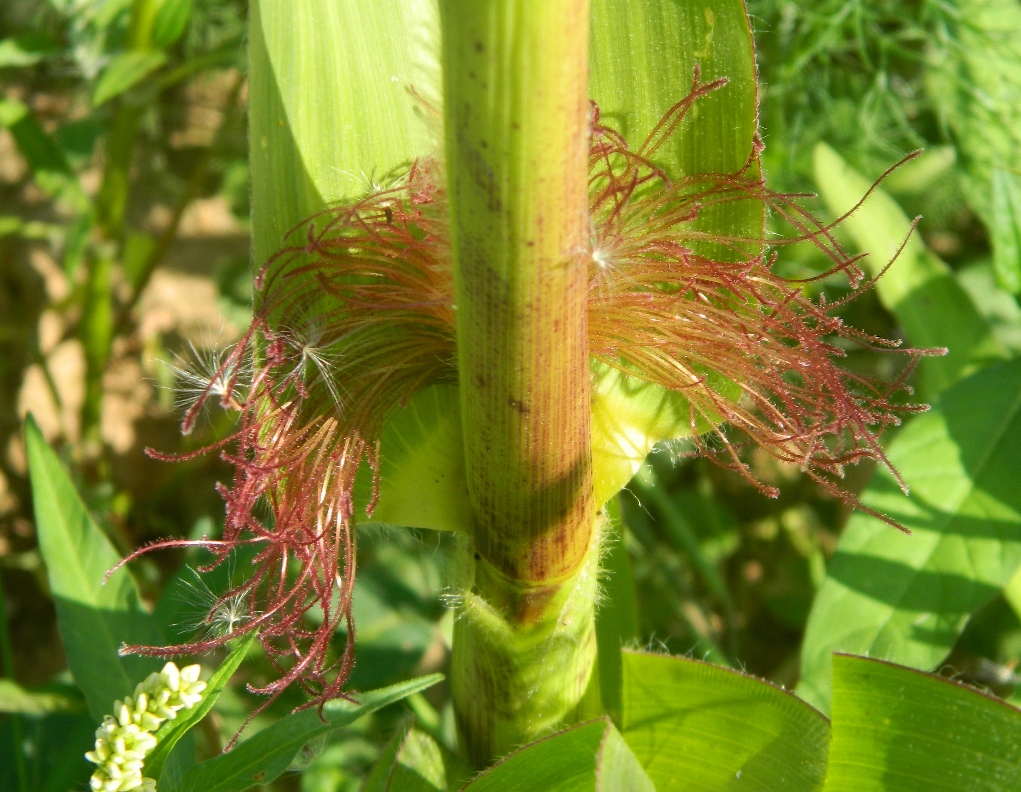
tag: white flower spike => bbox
[85,662,206,792]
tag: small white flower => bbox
[85,663,206,792]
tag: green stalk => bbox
[80,0,157,448]
[439,0,596,766]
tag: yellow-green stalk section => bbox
[439,0,597,765]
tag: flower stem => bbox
[438,0,596,765]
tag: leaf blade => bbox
[621,650,829,791]
[798,359,1021,713]
[463,719,653,792]
[25,415,162,721]
[175,674,442,792]
[92,50,168,106]
[824,655,1021,791]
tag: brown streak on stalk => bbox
[443,0,595,591]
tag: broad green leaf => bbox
[92,50,168,106]
[152,0,194,48]
[590,365,697,510]
[992,167,1021,295]
[813,142,1002,399]
[175,674,442,792]
[463,719,654,792]
[824,655,1021,791]
[798,359,1021,713]
[0,680,85,715]
[595,497,641,726]
[621,650,828,791]
[363,722,447,792]
[0,33,60,67]
[25,415,163,721]
[147,633,258,781]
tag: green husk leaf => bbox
[355,385,469,532]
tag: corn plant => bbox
[11,1,1021,790]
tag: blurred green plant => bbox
[0,0,247,455]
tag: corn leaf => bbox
[824,655,1021,791]
[462,719,654,792]
[248,0,435,264]
[620,650,829,791]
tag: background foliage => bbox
[1,0,1021,789]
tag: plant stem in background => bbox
[114,71,246,335]
[439,0,597,766]
[80,0,158,449]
